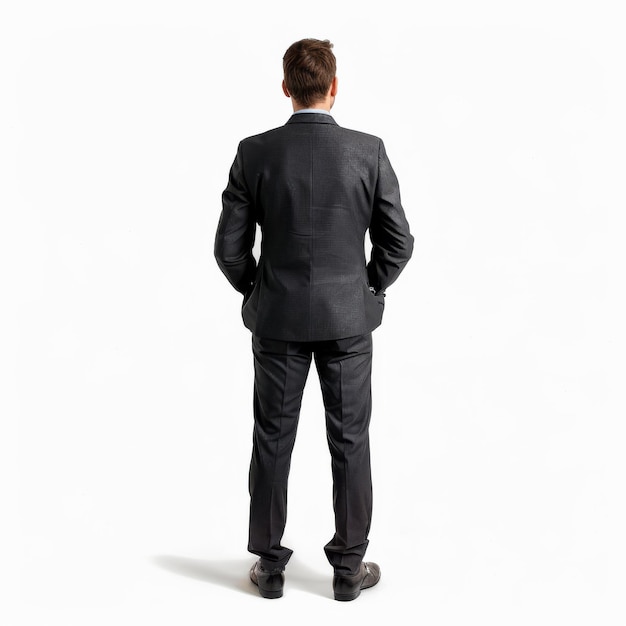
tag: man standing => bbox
[214,38,413,601]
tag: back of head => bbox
[283,39,336,108]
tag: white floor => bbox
[11,525,622,625]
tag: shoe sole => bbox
[334,588,361,601]
[258,587,283,599]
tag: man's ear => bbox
[330,76,338,97]
[282,80,290,98]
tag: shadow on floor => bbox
[150,554,332,599]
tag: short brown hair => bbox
[283,39,336,107]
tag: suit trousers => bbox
[248,332,374,576]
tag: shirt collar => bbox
[293,108,332,115]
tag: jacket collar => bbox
[286,112,338,126]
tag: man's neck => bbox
[292,98,332,113]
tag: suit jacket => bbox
[215,112,414,341]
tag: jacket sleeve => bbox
[214,142,257,294]
[366,139,414,294]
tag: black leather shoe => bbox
[333,562,381,601]
[249,560,285,599]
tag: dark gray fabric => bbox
[215,113,413,342]
[216,112,413,578]
[248,333,374,576]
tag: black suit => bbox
[215,112,413,575]
[215,113,413,341]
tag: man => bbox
[214,38,413,601]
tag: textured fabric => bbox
[215,113,414,342]
[248,333,374,575]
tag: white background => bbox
[2,0,625,623]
